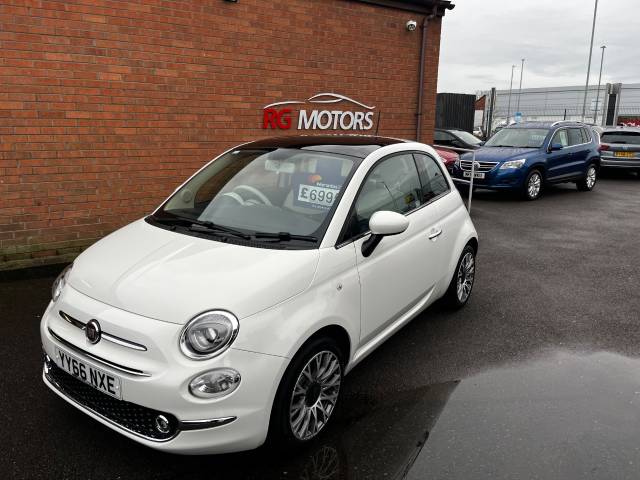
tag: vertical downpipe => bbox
[416,6,438,142]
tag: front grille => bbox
[44,359,178,441]
[460,160,499,172]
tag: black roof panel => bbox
[242,135,408,159]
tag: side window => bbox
[414,153,450,201]
[349,154,422,237]
[568,128,584,146]
[553,129,569,147]
[582,128,592,143]
[434,131,454,146]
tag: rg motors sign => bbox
[263,93,377,131]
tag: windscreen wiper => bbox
[151,215,251,240]
[254,231,318,243]
[189,220,252,240]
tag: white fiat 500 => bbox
[41,135,478,454]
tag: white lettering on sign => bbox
[297,110,374,131]
[263,93,377,131]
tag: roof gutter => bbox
[416,4,439,142]
[352,1,454,15]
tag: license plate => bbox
[55,348,122,399]
[614,151,635,158]
[463,171,485,179]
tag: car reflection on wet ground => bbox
[2,174,640,479]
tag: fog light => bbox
[155,415,171,434]
[189,368,241,399]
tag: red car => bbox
[433,147,459,172]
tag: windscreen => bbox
[485,128,549,148]
[155,148,356,241]
[454,130,483,146]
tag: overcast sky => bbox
[437,0,640,94]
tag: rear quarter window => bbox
[567,129,584,146]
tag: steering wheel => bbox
[233,185,272,206]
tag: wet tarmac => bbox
[2,174,640,479]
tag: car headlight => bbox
[51,263,73,302]
[499,159,526,170]
[189,368,241,398]
[179,311,239,360]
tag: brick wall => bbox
[0,0,443,270]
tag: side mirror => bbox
[549,143,564,152]
[362,211,410,257]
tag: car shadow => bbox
[461,183,582,204]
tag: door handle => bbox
[428,228,442,240]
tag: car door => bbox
[562,127,589,178]
[565,128,591,176]
[546,128,572,180]
[345,153,449,345]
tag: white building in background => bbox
[484,83,640,128]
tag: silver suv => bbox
[598,127,640,175]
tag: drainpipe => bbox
[416,4,439,142]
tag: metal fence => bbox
[479,83,640,134]
[490,106,640,128]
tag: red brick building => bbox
[0,0,453,270]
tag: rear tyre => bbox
[443,244,476,309]
[522,169,543,200]
[269,337,344,447]
[577,163,597,191]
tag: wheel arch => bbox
[588,155,601,168]
[294,324,352,366]
[529,162,547,179]
[466,236,479,254]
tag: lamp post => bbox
[581,0,599,121]
[593,45,606,124]
[516,58,525,115]
[506,64,516,125]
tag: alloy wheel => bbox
[527,172,541,199]
[586,166,597,189]
[289,350,342,441]
[456,252,475,303]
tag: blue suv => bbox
[451,121,601,200]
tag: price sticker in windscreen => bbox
[297,183,339,208]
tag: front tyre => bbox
[577,163,597,191]
[270,337,343,446]
[522,169,543,200]
[443,244,476,309]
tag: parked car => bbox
[433,146,459,173]
[41,135,478,454]
[450,121,601,200]
[598,126,640,175]
[434,128,483,150]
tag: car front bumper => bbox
[40,287,288,454]
[451,165,527,190]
